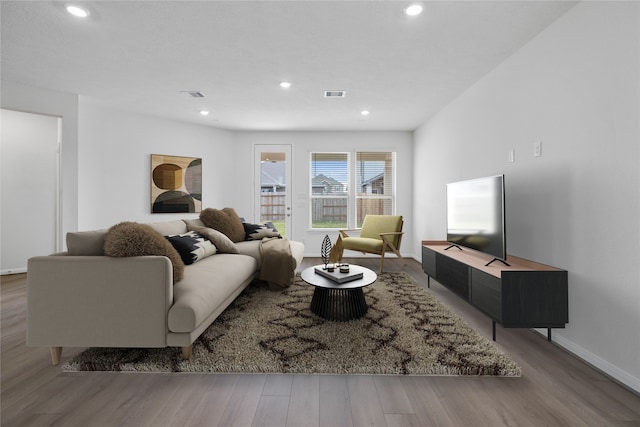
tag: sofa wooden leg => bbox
[181,345,193,360]
[50,347,62,365]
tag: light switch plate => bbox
[534,141,542,157]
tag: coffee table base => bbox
[310,287,368,321]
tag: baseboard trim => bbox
[1,267,27,275]
[533,328,640,395]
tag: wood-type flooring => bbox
[2,257,639,426]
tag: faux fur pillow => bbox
[103,222,184,283]
[199,207,245,243]
[187,225,239,254]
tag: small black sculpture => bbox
[321,235,332,269]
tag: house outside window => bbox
[310,152,349,229]
[310,151,395,229]
[355,151,395,227]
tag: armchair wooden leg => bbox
[50,346,62,365]
[181,345,193,360]
[379,251,386,273]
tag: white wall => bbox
[77,99,236,230]
[3,91,415,259]
[413,1,639,392]
[77,109,415,255]
[0,81,79,248]
[1,110,59,273]
[234,131,414,257]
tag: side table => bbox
[300,265,377,321]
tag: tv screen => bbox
[446,175,506,262]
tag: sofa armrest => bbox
[27,255,173,349]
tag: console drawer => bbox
[422,246,436,277]
[435,254,469,299]
[471,269,502,321]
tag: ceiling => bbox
[1,1,577,131]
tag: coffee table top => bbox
[301,264,377,290]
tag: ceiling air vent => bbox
[324,90,346,98]
[181,91,205,98]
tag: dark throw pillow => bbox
[199,207,245,243]
[243,222,281,240]
[103,221,184,283]
[166,231,217,265]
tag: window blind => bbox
[310,153,349,228]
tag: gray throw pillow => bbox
[187,225,239,254]
[66,229,108,255]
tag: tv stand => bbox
[422,241,568,341]
[444,244,462,251]
[485,257,510,267]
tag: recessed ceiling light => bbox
[404,3,423,16]
[66,5,90,18]
[280,82,291,88]
[361,110,370,116]
[199,110,209,116]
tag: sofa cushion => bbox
[235,239,304,270]
[187,225,239,254]
[235,240,262,267]
[103,221,184,283]
[166,231,216,265]
[66,229,108,255]
[199,207,245,243]
[342,236,383,252]
[182,218,206,229]
[147,220,188,236]
[168,253,257,332]
[359,215,403,247]
[243,222,281,240]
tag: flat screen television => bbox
[446,174,508,266]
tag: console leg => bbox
[427,276,430,288]
[547,328,552,342]
[492,321,496,341]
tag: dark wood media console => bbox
[421,241,568,341]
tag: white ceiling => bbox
[1,1,577,131]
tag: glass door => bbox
[254,145,292,238]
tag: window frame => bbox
[309,150,396,230]
[309,151,350,230]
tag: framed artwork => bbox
[151,154,202,213]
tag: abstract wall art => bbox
[151,154,202,213]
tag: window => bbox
[310,152,349,229]
[310,151,395,229]
[355,151,395,227]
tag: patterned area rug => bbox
[63,272,521,376]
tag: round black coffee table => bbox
[300,265,377,321]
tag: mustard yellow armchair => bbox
[339,215,404,273]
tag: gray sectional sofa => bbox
[27,218,304,365]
